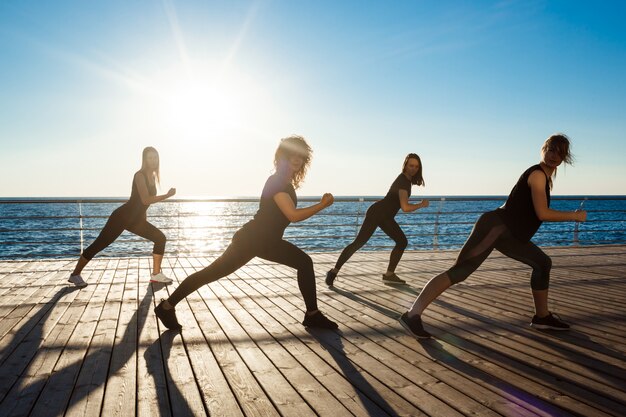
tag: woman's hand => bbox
[420,199,430,208]
[167,188,176,198]
[575,209,587,222]
[321,193,334,208]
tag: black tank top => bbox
[496,164,550,242]
[121,171,156,223]
[371,174,412,216]
[242,173,297,239]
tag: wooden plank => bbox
[137,262,174,417]
[160,257,244,417]
[206,278,317,416]
[0,261,75,317]
[28,267,107,417]
[220,273,376,417]
[357,250,626,343]
[0,278,95,416]
[406,264,626,340]
[174,257,279,417]
[0,268,90,403]
[330,255,616,412]
[228,272,395,417]
[241,262,431,417]
[0,271,63,343]
[0,248,623,417]
[264,261,540,417]
[100,258,138,417]
[465,255,626,313]
[137,256,208,417]
[193,277,314,415]
[0,261,27,274]
[65,260,122,417]
[347,250,626,343]
[434,262,626,340]
[272,254,572,413]
[429,281,626,370]
[455,269,626,338]
[0,269,36,301]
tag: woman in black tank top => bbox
[68,147,176,288]
[326,153,429,287]
[399,134,587,338]
[155,136,339,331]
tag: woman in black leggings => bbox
[326,153,429,287]
[400,134,587,338]
[68,147,176,288]
[155,135,338,330]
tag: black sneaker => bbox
[382,273,406,284]
[325,270,337,287]
[155,300,182,330]
[530,312,570,330]
[399,312,431,339]
[302,311,338,329]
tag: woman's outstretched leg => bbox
[69,256,91,288]
[71,255,89,278]
[400,211,505,338]
[70,214,125,288]
[155,238,254,330]
[408,272,453,317]
[326,215,378,287]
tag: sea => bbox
[1,196,624,260]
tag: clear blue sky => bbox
[1,0,625,197]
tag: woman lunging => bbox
[68,146,176,287]
[155,135,338,330]
[400,134,586,338]
[326,153,429,287]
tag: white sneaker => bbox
[68,274,88,288]
[150,272,173,284]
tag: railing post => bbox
[573,197,587,246]
[355,197,364,238]
[78,200,84,253]
[177,204,181,258]
[433,197,445,250]
[174,202,181,270]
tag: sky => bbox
[1,0,625,197]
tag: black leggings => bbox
[447,210,551,290]
[82,209,166,260]
[168,229,318,311]
[334,207,408,272]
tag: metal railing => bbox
[1,196,625,259]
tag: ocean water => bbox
[0,197,624,260]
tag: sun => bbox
[163,75,244,141]
[146,64,275,154]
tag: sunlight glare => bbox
[164,76,243,141]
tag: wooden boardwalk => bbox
[0,246,625,417]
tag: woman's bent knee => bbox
[395,237,408,250]
[153,231,166,255]
[531,255,551,290]
[447,262,475,285]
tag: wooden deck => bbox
[0,246,625,417]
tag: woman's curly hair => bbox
[274,135,312,189]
